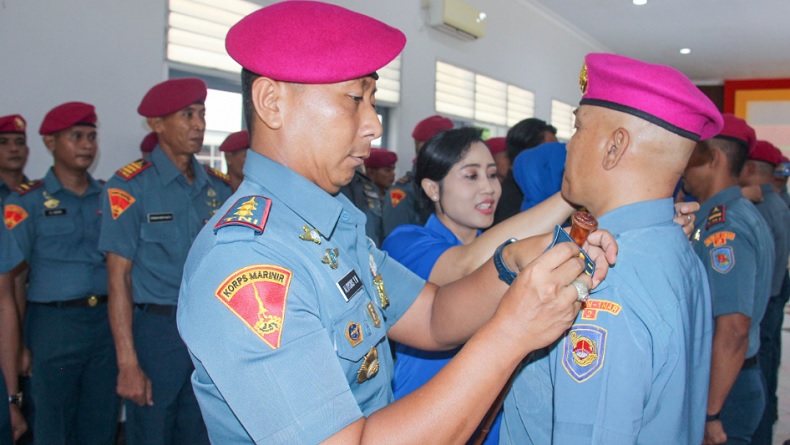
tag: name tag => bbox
[44,209,67,217]
[337,270,363,302]
[147,213,174,223]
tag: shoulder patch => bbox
[704,231,735,247]
[115,159,151,181]
[14,180,44,196]
[214,196,271,235]
[705,205,726,230]
[562,324,607,382]
[390,188,406,208]
[214,265,292,349]
[580,299,622,320]
[710,246,735,274]
[4,204,28,229]
[205,165,231,186]
[107,188,136,220]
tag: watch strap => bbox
[494,238,518,285]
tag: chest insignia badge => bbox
[356,347,380,383]
[322,248,339,269]
[299,225,322,244]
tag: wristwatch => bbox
[8,392,23,407]
[705,411,720,422]
[494,238,519,285]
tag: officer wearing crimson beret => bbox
[0,115,30,206]
[4,102,119,444]
[364,147,397,198]
[98,78,231,445]
[177,1,619,443]
[218,130,249,192]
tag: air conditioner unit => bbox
[427,0,486,41]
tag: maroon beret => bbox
[219,130,250,153]
[140,131,158,153]
[0,114,26,134]
[486,137,506,155]
[365,148,397,169]
[39,102,97,135]
[716,114,757,154]
[138,78,207,118]
[226,1,406,83]
[412,115,454,142]
[750,140,782,166]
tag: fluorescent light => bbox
[633,0,647,5]
[680,48,691,55]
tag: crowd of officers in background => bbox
[0,77,789,445]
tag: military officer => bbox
[364,147,397,198]
[177,2,618,443]
[682,114,774,444]
[4,102,119,444]
[486,136,508,183]
[0,223,25,444]
[382,115,453,238]
[502,53,721,444]
[0,115,30,206]
[98,78,231,445]
[219,129,249,192]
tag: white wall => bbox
[1,0,607,180]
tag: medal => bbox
[42,191,59,209]
[299,225,322,244]
[356,347,379,383]
[366,302,381,328]
[322,248,339,269]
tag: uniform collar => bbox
[761,183,777,197]
[697,186,742,225]
[243,151,344,239]
[424,213,465,246]
[150,145,208,188]
[597,198,675,237]
[43,167,101,196]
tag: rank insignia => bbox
[390,188,406,208]
[15,180,43,196]
[706,205,725,230]
[704,231,735,247]
[299,225,322,244]
[710,246,735,274]
[562,324,607,383]
[115,159,151,181]
[207,187,217,198]
[322,248,339,269]
[4,204,28,229]
[581,299,622,321]
[42,191,60,209]
[366,302,381,328]
[214,265,292,349]
[345,321,363,347]
[356,347,380,383]
[205,165,231,186]
[214,196,271,235]
[108,188,136,220]
[579,62,588,94]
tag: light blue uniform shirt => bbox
[98,146,231,304]
[754,183,790,296]
[178,151,425,444]
[5,169,106,302]
[0,223,23,274]
[502,199,713,445]
[692,186,774,358]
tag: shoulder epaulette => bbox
[705,204,726,230]
[14,180,44,196]
[214,196,271,235]
[115,159,151,181]
[205,165,231,186]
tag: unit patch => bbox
[710,246,735,274]
[214,196,271,235]
[562,324,607,383]
[4,204,28,229]
[390,189,406,208]
[214,265,292,349]
[107,188,136,220]
[345,322,363,347]
[581,299,622,320]
[704,231,735,247]
[115,159,151,181]
[705,205,725,230]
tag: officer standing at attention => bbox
[177,2,618,443]
[98,78,231,445]
[219,129,249,192]
[501,53,720,445]
[363,147,397,198]
[0,115,30,206]
[382,115,453,238]
[0,223,26,444]
[682,114,774,444]
[4,102,119,444]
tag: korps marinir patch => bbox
[390,189,406,208]
[107,188,136,220]
[215,265,292,349]
[4,204,28,229]
[710,246,735,274]
[562,324,607,383]
[214,196,271,235]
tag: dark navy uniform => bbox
[4,170,118,445]
[0,176,27,207]
[0,223,23,445]
[382,169,431,239]
[98,146,231,445]
[339,170,384,246]
[691,186,774,443]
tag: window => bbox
[551,99,576,141]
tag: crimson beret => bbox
[219,130,249,153]
[138,78,207,117]
[580,53,722,141]
[226,1,405,83]
[716,114,757,154]
[365,148,397,169]
[750,140,782,166]
[140,131,158,153]
[0,114,26,134]
[486,137,506,155]
[39,102,97,135]
[412,115,454,142]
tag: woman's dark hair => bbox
[415,126,484,206]
[505,118,557,162]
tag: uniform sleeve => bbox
[4,193,35,260]
[700,228,757,317]
[0,223,23,274]
[381,225,450,280]
[98,178,141,260]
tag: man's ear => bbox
[602,127,630,170]
[42,134,56,153]
[146,117,163,134]
[421,178,440,203]
[252,77,283,130]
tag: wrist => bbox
[8,391,23,407]
[705,411,721,422]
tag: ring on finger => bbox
[570,279,589,303]
[686,214,692,224]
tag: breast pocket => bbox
[332,297,387,365]
[140,220,179,244]
[37,217,77,260]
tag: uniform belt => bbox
[34,295,107,308]
[742,355,758,370]
[135,303,177,316]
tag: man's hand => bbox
[117,363,153,406]
[674,201,700,237]
[581,229,618,288]
[9,404,27,440]
[702,419,727,444]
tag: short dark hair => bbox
[415,127,484,206]
[505,118,557,162]
[709,137,749,177]
[241,68,260,137]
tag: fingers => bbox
[145,378,154,406]
[583,229,618,288]
[674,200,700,216]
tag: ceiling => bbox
[525,0,790,83]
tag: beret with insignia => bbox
[0,114,26,135]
